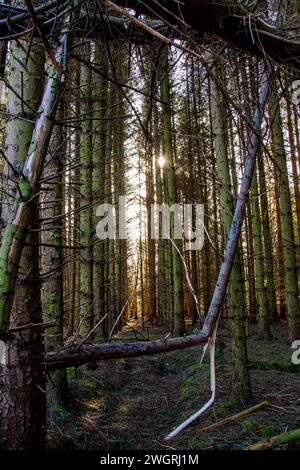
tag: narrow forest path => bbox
[49,323,300,450]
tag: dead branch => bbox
[200,400,269,433]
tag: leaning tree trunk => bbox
[202,69,270,349]
[209,59,251,403]
[0,35,46,450]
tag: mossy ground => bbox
[48,322,300,450]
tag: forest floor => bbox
[48,321,300,450]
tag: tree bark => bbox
[257,151,278,321]
[209,58,251,402]
[251,163,272,339]
[92,42,108,340]
[41,102,70,408]
[0,33,46,450]
[79,44,93,337]
[0,41,67,340]
[46,332,208,370]
[161,46,186,336]
[269,76,300,340]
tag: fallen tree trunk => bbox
[248,428,300,450]
[46,333,208,370]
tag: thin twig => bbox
[75,313,109,351]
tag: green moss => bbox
[188,436,201,446]
[67,367,76,380]
[266,360,285,370]
[176,348,191,364]
[66,367,83,380]
[19,179,32,200]
[187,361,207,374]
[223,399,235,410]
[54,403,73,420]
[215,408,227,418]
[261,425,281,438]
[83,377,98,392]
[254,335,267,341]
[179,359,210,406]
[243,418,255,429]
[180,376,197,401]
[117,405,129,414]
[215,342,225,359]
[47,434,75,450]
[264,346,275,355]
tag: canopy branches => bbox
[0,1,299,69]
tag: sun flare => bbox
[158,155,165,168]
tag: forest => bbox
[0,0,300,454]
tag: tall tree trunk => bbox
[269,79,300,340]
[257,151,278,321]
[154,99,165,326]
[286,93,300,243]
[0,35,46,449]
[250,164,272,338]
[41,102,70,408]
[92,42,108,339]
[79,44,93,337]
[274,164,286,319]
[209,60,251,403]
[160,46,186,336]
